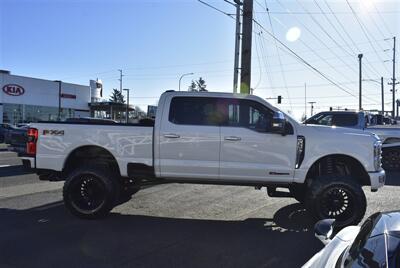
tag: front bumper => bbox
[368,169,386,191]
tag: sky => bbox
[0,0,399,119]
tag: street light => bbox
[54,80,62,121]
[178,72,194,91]
[123,88,131,124]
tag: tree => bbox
[109,88,125,103]
[188,80,197,92]
[187,77,208,92]
[196,77,207,91]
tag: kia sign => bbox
[2,84,25,96]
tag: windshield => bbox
[304,113,358,127]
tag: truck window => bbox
[332,114,358,127]
[168,97,223,126]
[226,99,274,132]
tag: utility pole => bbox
[304,83,307,119]
[381,77,384,115]
[123,88,130,124]
[240,0,253,94]
[358,54,363,111]
[233,0,242,93]
[118,69,123,93]
[388,37,398,118]
[308,101,316,116]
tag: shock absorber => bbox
[326,157,335,175]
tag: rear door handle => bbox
[163,133,180,139]
[224,136,241,141]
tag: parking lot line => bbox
[0,165,11,168]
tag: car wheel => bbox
[305,175,366,228]
[63,164,120,219]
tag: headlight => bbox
[374,141,382,171]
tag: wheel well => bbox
[63,146,120,177]
[305,154,370,187]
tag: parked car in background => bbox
[0,123,13,143]
[6,125,28,155]
[304,111,400,171]
[22,91,385,227]
[303,211,400,268]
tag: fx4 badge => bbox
[43,130,65,136]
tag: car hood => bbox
[300,124,376,139]
[303,226,361,268]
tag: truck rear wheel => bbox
[305,175,366,228]
[63,165,119,219]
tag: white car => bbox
[303,211,400,268]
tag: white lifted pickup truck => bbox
[23,91,385,226]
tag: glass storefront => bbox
[3,103,74,125]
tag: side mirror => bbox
[314,219,335,245]
[271,111,286,135]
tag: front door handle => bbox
[163,133,180,139]
[224,136,241,141]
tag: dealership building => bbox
[0,70,103,125]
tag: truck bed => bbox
[31,121,154,177]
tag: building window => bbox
[3,103,75,125]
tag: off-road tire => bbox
[305,175,366,228]
[63,164,120,219]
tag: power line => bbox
[197,0,235,19]
[372,3,394,36]
[274,0,366,81]
[322,0,382,78]
[252,19,358,98]
[345,0,391,76]
[254,10,400,15]
[256,1,292,110]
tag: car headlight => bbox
[374,141,382,171]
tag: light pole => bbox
[358,54,363,111]
[363,78,384,115]
[123,88,130,124]
[54,80,62,121]
[178,72,194,91]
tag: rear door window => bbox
[169,97,224,126]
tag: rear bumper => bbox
[21,156,35,169]
[368,169,386,191]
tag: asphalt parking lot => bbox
[0,150,399,268]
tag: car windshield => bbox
[304,113,358,127]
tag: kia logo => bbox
[2,84,25,96]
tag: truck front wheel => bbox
[63,165,119,219]
[305,175,366,228]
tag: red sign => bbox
[61,93,76,99]
[2,84,25,96]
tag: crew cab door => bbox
[158,96,222,179]
[219,98,297,182]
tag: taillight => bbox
[27,128,39,155]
